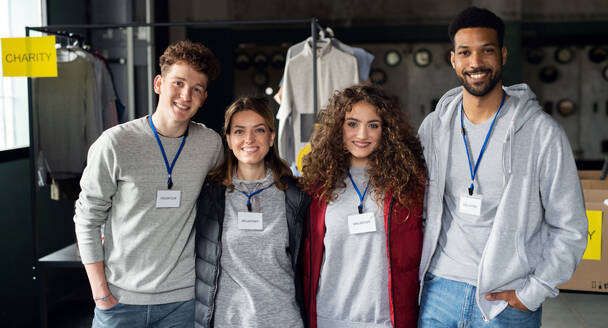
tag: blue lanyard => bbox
[148,115,188,190]
[241,188,266,212]
[348,170,370,214]
[461,91,506,196]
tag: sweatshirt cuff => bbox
[516,275,558,311]
[77,240,104,264]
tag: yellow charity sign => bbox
[583,210,602,260]
[296,123,320,173]
[1,36,57,77]
[297,144,312,174]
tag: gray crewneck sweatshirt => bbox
[214,170,303,328]
[74,116,223,305]
[316,167,392,328]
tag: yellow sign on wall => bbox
[583,210,602,261]
[1,36,57,77]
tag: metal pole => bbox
[126,27,135,121]
[146,0,155,115]
[311,18,317,115]
[25,25,45,328]
[26,19,313,32]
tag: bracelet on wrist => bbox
[94,294,112,302]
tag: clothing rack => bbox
[26,18,323,328]
[42,30,89,49]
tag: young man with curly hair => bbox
[74,40,223,327]
[417,7,587,327]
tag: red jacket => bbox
[302,188,424,328]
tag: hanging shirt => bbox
[429,97,516,285]
[33,55,97,179]
[350,47,375,82]
[282,37,374,84]
[277,40,359,165]
[87,52,118,130]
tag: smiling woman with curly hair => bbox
[301,84,426,328]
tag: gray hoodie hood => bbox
[431,83,542,144]
[431,83,542,131]
[426,83,543,183]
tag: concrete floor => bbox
[542,292,608,328]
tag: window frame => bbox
[0,0,45,157]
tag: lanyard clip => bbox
[348,170,370,215]
[242,187,265,213]
[468,185,474,196]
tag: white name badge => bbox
[156,190,181,208]
[348,212,377,234]
[459,193,482,216]
[238,212,263,230]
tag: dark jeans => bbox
[92,299,194,328]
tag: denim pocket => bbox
[498,304,542,327]
[423,271,441,284]
[95,302,122,312]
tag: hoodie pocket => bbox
[423,271,441,284]
[488,229,532,287]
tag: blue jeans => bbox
[418,273,541,328]
[92,299,194,328]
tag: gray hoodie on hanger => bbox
[418,83,587,321]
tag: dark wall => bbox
[47,0,88,25]
[0,159,34,327]
[0,154,86,327]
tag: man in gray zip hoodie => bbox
[418,7,587,327]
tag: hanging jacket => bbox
[194,176,310,328]
[302,188,424,328]
[418,83,587,321]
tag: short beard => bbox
[458,66,503,97]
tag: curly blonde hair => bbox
[301,84,425,208]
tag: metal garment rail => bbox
[25,18,321,328]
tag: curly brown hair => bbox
[159,40,220,81]
[301,84,426,208]
[207,97,293,191]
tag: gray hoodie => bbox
[418,84,588,321]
